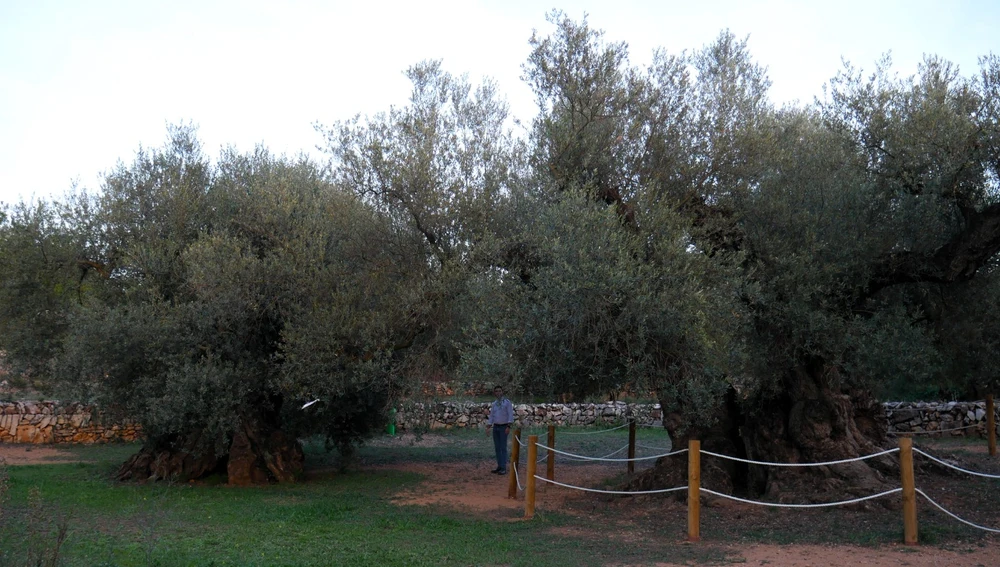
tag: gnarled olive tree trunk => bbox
[737,365,895,502]
[116,415,303,486]
[634,367,896,503]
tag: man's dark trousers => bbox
[492,425,509,471]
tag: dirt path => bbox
[393,461,999,566]
[379,439,999,567]
[0,443,81,465]
[706,543,996,567]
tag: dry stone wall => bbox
[395,400,1000,435]
[1,400,997,444]
[884,401,999,435]
[0,401,140,444]
[394,401,663,430]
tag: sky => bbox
[1,0,998,205]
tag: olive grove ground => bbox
[2,432,997,566]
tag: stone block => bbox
[7,414,19,436]
[15,424,39,443]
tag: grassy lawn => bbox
[0,428,997,566]
[0,426,723,567]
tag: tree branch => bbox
[863,202,1000,300]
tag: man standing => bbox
[486,385,514,475]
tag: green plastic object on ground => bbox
[387,407,397,435]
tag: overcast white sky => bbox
[1,0,997,205]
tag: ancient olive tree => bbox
[448,14,751,444]
[318,60,527,384]
[721,54,1000,499]
[0,127,420,484]
[514,14,1000,499]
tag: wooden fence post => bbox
[525,435,538,519]
[547,424,556,482]
[688,439,701,542]
[628,419,636,475]
[988,395,996,457]
[508,428,521,499]
[899,436,918,545]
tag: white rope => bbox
[915,488,1000,533]
[559,422,631,435]
[888,422,985,435]
[519,438,629,463]
[559,444,630,462]
[535,441,687,462]
[700,487,902,509]
[912,448,1000,479]
[533,474,688,496]
[636,443,672,452]
[512,463,524,492]
[700,447,899,468]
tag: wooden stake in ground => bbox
[547,425,555,482]
[508,428,521,499]
[899,436,918,545]
[627,419,636,475]
[688,439,701,542]
[988,395,996,457]
[525,435,538,519]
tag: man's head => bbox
[493,386,503,399]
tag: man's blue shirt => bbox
[488,397,514,425]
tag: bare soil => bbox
[370,434,1000,567]
[0,443,82,466]
[384,457,999,566]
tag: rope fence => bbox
[700,486,902,508]
[507,422,1000,545]
[888,395,999,456]
[558,422,631,435]
[514,421,675,479]
[701,447,899,468]
[913,447,1000,479]
[888,422,986,435]
[916,488,1000,534]
[548,443,630,463]
[535,441,685,463]
[534,475,688,496]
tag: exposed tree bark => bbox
[630,389,746,497]
[736,365,896,502]
[634,374,897,503]
[116,430,226,483]
[116,418,303,485]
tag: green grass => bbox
[0,427,692,567]
[1,430,996,566]
[2,462,513,566]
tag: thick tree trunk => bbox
[635,366,896,503]
[116,429,227,483]
[630,390,746,496]
[116,418,304,485]
[739,365,896,503]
